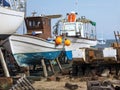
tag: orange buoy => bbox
[55,36,62,45]
[64,39,71,46]
[68,12,76,22]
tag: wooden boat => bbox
[2,14,70,67]
[2,34,64,67]
[0,0,25,39]
[53,11,97,60]
[24,13,72,61]
[97,38,106,45]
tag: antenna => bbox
[32,11,37,16]
[75,0,78,12]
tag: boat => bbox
[2,34,64,67]
[24,13,72,61]
[2,14,70,67]
[97,38,106,45]
[53,11,97,60]
[0,0,25,39]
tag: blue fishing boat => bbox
[2,14,71,67]
[2,34,64,67]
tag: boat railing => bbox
[0,0,26,12]
[0,0,10,7]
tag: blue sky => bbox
[25,0,120,39]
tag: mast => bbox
[24,0,27,17]
[75,0,79,13]
[8,0,12,8]
[22,0,27,34]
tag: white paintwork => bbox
[68,37,97,48]
[103,47,116,58]
[2,34,63,54]
[53,12,97,60]
[0,7,24,34]
[63,22,97,60]
[72,48,86,60]
[97,39,106,45]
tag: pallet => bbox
[10,76,35,90]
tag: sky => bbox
[23,0,120,39]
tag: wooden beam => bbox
[48,60,55,74]
[41,59,48,77]
[55,58,63,72]
[0,48,10,77]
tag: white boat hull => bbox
[0,7,24,39]
[2,34,63,66]
[65,37,97,59]
[53,13,97,60]
[68,37,97,48]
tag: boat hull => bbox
[0,7,24,39]
[68,37,97,48]
[13,51,61,66]
[2,34,63,66]
[65,37,97,59]
[65,50,72,60]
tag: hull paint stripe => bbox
[0,12,23,17]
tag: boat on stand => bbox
[2,34,64,67]
[0,0,25,39]
[53,11,97,61]
[2,13,71,67]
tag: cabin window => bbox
[28,20,41,28]
[64,24,75,30]
[28,21,32,27]
[37,21,41,26]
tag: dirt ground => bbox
[32,75,120,90]
[32,76,87,90]
[30,63,120,90]
[33,81,86,90]
[30,68,120,90]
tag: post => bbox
[114,31,119,47]
[0,48,10,77]
[41,59,48,77]
[48,60,55,74]
[55,58,63,72]
[114,31,120,61]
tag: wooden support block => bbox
[65,82,78,90]
[21,66,30,76]
[0,77,13,90]
[47,75,56,81]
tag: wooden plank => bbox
[23,77,35,90]
[55,58,63,72]
[10,76,35,90]
[0,48,10,77]
[41,59,48,77]
[48,60,55,74]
